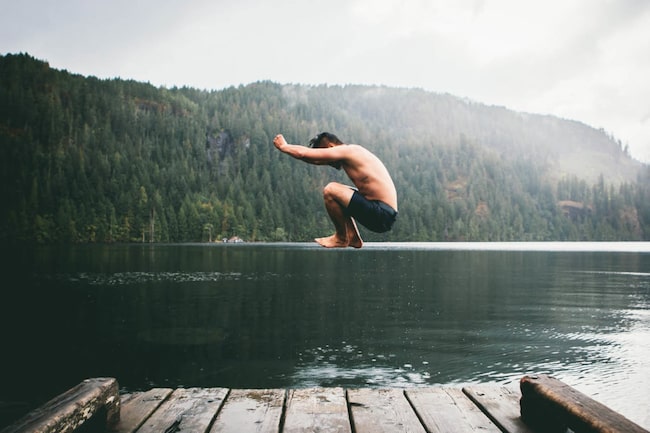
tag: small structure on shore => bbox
[222,236,244,243]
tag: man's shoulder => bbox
[337,144,369,160]
[342,143,368,153]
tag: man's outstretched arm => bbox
[273,134,346,165]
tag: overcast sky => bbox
[2,0,649,162]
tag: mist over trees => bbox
[1,53,649,244]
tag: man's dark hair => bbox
[309,132,343,148]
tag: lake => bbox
[2,242,649,428]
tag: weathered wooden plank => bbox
[406,387,501,433]
[282,387,351,433]
[209,389,285,433]
[111,388,174,433]
[348,388,425,433]
[462,385,535,433]
[1,377,119,433]
[135,387,227,433]
[520,374,649,433]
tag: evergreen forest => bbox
[1,53,649,244]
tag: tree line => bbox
[1,53,649,244]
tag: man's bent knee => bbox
[323,182,339,197]
[323,182,354,205]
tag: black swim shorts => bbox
[345,191,398,233]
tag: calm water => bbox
[2,242,649,428]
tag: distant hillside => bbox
[1,53,649,243]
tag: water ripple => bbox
[292,342,433,388]
[48,271,255,285]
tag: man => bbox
[273,132,398,248]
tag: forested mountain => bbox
[1,53,649,243]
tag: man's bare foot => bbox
[315,234,348,248]
[347,219,363,249]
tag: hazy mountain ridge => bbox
[286,83,643,183]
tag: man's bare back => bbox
[273,132,398,248]
[339,144,398,211]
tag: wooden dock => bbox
[2,375,648,433]
[114,385,527,433]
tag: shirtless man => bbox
[273,132,398,248]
